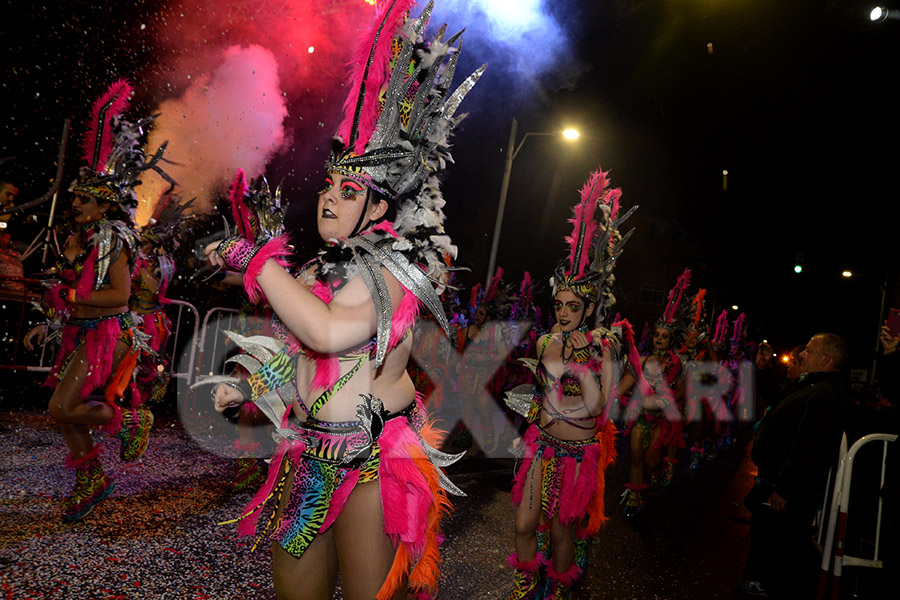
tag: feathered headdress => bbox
[510,271,534,321]
[72,79,173,221]
[142,193,194,252]
[469,266,512,321]
[687,288,707,332]
[731,312,747,349]
[712,309,730,347]
[551,166,636,325]
[655,268,692,340]
[326,0,485,285]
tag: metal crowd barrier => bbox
[163,299,200,388]
[816,432,897,599]
[185,306,240,414]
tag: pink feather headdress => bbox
[551,165,636,326]
[81,79,133,173]
[713,309,730,347]
[73,79,174,220]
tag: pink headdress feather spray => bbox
[662,268,691,324]
[228,169,253,240]
[732,313,746,345]
[565,171,606,279]
[337,0,417,153]
[484,266,504,305]
[713,309,729,346]
[81,79,133,173]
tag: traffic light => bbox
[794,251,804,274]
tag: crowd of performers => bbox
[12,2,770,599]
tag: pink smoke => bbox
[137,44,289,223]
[135,1,377,223]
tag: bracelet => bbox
[68,288,77,303]
[216,235,261,273]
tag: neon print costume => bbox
[43,220,143,423]
[505,166,638,599]
[197,2,485,597]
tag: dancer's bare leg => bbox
[513,457,543,561]
[549,515,575,574]
[49,340,131,459]
[333,480,405,600]
[629,423,645,486]
[645,425,663,472]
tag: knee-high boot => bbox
[62,445,115,522]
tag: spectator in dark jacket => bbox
[741,333,848,599]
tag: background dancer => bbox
[22,80,166,521]
[505,167,635,599]
[617,269,690,518]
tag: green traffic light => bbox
[794,265,803,274]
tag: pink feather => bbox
[74,247,98,301]
[613,318,655,400]
[337,0,417,153]
[484,267,503,303]
[82,79,133,171]
[713,310,729,346]
[565,192,599,279]
[662,268,691,323]
[379,419,430,553]
[228,169,252,240]
[244,234,293,304]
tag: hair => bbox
[369,188,396,224]
[758,342,773,355]
[816,333,849,371]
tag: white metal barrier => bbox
[163,299,200,388]
[817,432,897,599]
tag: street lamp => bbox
[486,117,580,286]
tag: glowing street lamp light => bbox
[486,117,580,286]
[842,270,853,278]
[731,305,739,311]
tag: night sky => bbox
[3,0,899,368]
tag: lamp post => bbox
[842,270,888,385]
[485,118,579,287]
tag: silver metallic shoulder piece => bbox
[505,384,538,418]
[343,232,450,368]
[518,358,540,376]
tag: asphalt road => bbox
[0,395,770,600]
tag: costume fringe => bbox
[378,414,451,600]
[507,553,543,571]
[64,444,102,469]
[244,234,293,304]
[546,561,581,586]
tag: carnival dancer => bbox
[504,167,637,599]
[618,269,690,518]
[704,309,732,458]
[456,268,512,454]
[201,3,485,599]
[23,80,169,521]
[679,289,720,470]
[131,194,191,406]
